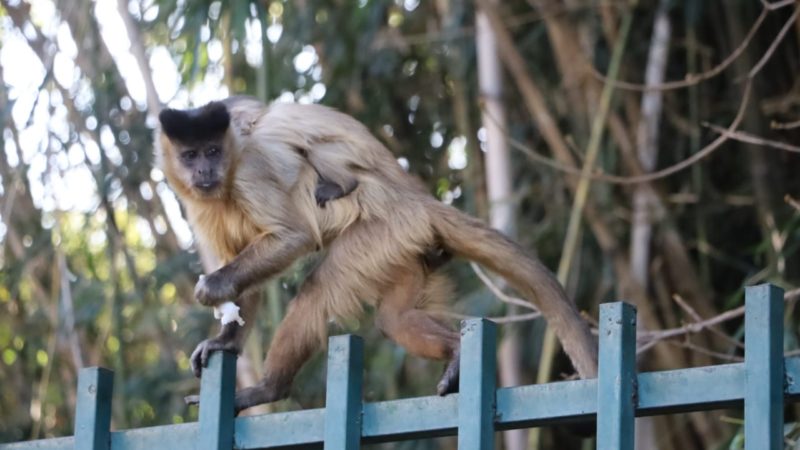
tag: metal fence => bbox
[1,283,796,450]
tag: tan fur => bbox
[156,97,597,410]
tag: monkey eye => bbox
[206,146,221,157]
[181,150,198,160]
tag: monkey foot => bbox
[233,382,290,413]
[436,349,460,395]
[184,381,290,415]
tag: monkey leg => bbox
[233,286,328,413]
[375,266,461,395]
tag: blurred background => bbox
[1,0,799,448]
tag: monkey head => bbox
[157,102,233,199]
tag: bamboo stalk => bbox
[535,3,634,388]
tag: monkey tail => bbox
[428,200,598,379]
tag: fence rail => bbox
[1,283,796,449]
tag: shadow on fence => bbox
[0,283,796,450]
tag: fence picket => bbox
[74,367,114,450]
[324,334,364,450]
[458,318,497,450]
[197,351,236,450]
[745,284,784,449]
[597,302,637,450]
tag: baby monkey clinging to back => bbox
[155,96,598,413]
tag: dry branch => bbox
[486,79,754,184]
[589,9,768,91]
[637,288,800,354]
[771,118,800,129]
[470,263,539,312]
[704,124,800,153]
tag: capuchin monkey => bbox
[155,96,597,413]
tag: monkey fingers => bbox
[195,272,238,306]
[189,337,239,378]
[436,348,460,396]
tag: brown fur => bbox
[156,97,597,412]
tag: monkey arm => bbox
[194,228,316,306]
[188,227,314,380]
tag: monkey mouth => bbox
[195,181,220,193]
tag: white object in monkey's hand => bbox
[214,301,245,326]
[197,275,245,326]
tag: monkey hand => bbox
[195,273,237,306]
[314,180,343,208]
[189,337,239,378]
[314,178,358,208]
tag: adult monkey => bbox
[156,96,597,412]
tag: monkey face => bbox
[179,142,226,196]
[158,102,232,198]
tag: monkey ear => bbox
[198,102,231,135]
[158,102,231,143]
[158,108,190,141]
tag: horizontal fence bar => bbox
[110,423,197,450]
[637,363,744,414]
[0,438,74,450]
[495,380,596,429]
[5,356,800,450]
[361,395,458,442]
[235,409,324,448]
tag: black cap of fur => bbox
[159,101,231,143]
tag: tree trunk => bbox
[629,2,670,447]
[475,2,526,450]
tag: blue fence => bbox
[1,283,797,449]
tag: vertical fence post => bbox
[597,302,637,450]
[324,334,364,450]
[197,351,237,450]
[458,318,497,450]
[745,284,784,449]
[74,367,114,450]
